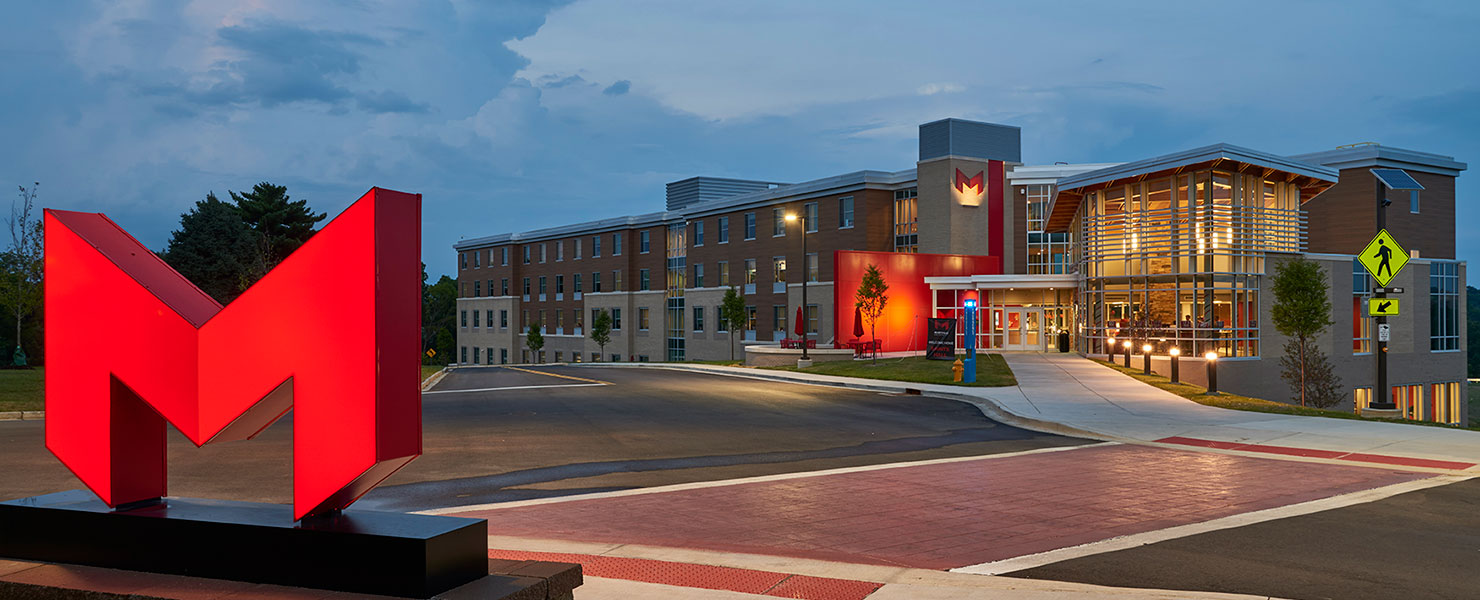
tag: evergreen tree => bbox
[230,182,326,273]
[1271,257,1336,406]
[720,286,747,362]
[162,192,258,304]
[526,321,545,362]
[854,264,889,364]
[423,275,458,365]
[590,309,612,360]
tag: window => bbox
[1410,190,1420,214]
[539,310,546,329]
[591,352,600,363]
[592,271,602,292]
[745,259,757,284]
[473,347,479,363]
[1393,384,1424,421]
[460,253,467,269]
[612,308,622,330]
[639,307,651,330]
[694,221,705,246]
[486,348,494,365]
[719,216,730,243]
[613,270,623,291]
[773,207,787,236]
[555,351,563,363]
[522,277,531,297]
[460,346,467,363]
[614,232,623,255]
[523,246,531,264]
[500,348,508,364]
[538,276,547,295]
[556,275,564,294]
[486,310,493,329]
[773,305,787,332]
[460,310,467,327]
[894,188,919,252]
[717,307,728,332]
[640,268,651,291]
[474,281,481,297]
[806,253,818,282]
[718,261,729,287]
[574,273,583,293]
[611,354,621,362]
[1431,382,1461,424]
[501,247,509,266]
[640,230,650,253]
[500,310,508,328]
[806,304,819,334]
[773,257,787,283]
[805,202,818,233]
[557,310,564,331]
[522,310,528,330]
[473,251,480,268]
[745,306,757,331]
[500,278,509,296]
[557,241,564,261]
[1431,262,1459,351]
[540,244,547,263]
[693,306,705,331]
[693,263,705,287]
[744,213,756,240]
[593,236,602,257]
[575,238,582,259]
[522,349,529,363]
[638,355,649,362]
[472,310,479,328]
[1353,259,1371,354]
[839,196,854,228]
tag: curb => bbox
[0,411,44,421]
[420,366,451,392]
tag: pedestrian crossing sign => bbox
[1368,297,1399,317]
[1358,229,1408,288]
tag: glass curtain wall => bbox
[1025,184,1071,274]
[1076,171,1305,357]
[666,223,687,361]
[894,188,919,252]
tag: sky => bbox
[3,0,1478,279]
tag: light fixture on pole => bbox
[1106,337,1116,358]
[1141,344,1153,375]
[1122,340,1132,368]
[1169,347,1181,384]
[784,213,810,363]
[1204,351,1219,395]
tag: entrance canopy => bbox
[924,273,1078,291]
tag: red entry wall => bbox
[834,250,1000,353]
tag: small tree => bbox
[720,286,747,362]
[1271,257,1336,406]
[590,309,612,360]
[854,264,889,364]
[526,321,544,363]
[1,183,44,366]
[1279,339,1345,408]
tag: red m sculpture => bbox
[44,187,422,520]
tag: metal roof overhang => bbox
[1042,144,1338,233]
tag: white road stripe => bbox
[423,383,607,394]
[950,474,1472,576]
[417,442,1118,515]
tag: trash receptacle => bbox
[1057,331,1070,353]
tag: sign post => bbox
[963,298,977,383]
[1358,228,1408,411]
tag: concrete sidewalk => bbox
[598,354,1479,471]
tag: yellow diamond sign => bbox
[1358,229,1408,288]
[1368,297,1399,317]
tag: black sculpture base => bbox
[0,490,488,598]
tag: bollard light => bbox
[1106,337,1116,358]
[1204,351,1219,395]
[1169,347,1181,384]
[1122,340,1133,368]
[1142,344,1153,374]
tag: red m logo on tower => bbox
[44,188,422,520]
[954,168,984,195]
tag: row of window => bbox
[688,255,820,288]
[460,230,653,270]
[459,346,649,365]
[466,255,828,298]
[689,198,854,248]
[1354,381,1464,425]
[459,304,820,335]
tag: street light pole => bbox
[786,212,810,362]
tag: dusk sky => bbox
[4,1,1477,279]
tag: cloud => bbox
[916,83,963,96]
[603,80,630,96]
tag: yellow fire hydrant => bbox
[952,358,964,383]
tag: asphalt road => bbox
[1008,476,1480,600]
[0,365,1087,512]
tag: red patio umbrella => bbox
[794,306,805,338]
[852,305,865,339]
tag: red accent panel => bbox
[833,250,999,353]
[44,187,423,520]
[988,160,1005,258]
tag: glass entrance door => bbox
[1002,308,1045,351]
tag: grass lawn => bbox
[767,354,1016,387]
[0,368,44,412]
[1097,359,1477,431]
[421,365,445,383]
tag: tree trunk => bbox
[1298,336,1307,407]
[870,321,877,364]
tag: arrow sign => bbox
[1368,297,1400,317]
